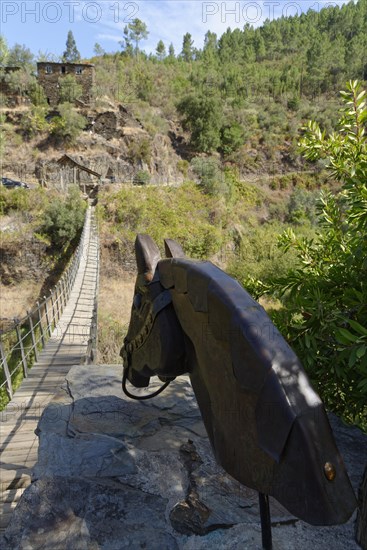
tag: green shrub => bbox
[50,103,86,144]
[0,186,52,217]
[227,222,314,295]
[39,187,86,249]
[177,159,189,178]
[286,188,319,225]
[99,181,224,259]
[58,75,83,103]
[266,81,367,429]
[127,138,152,164]
[177,93,223,153]
[28,82,48,106]
[220,122,244,155]
[21,105,49,137]
[133,170,150,185]
[190,156,228,196]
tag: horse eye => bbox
[133,294,142,309]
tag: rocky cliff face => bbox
[31,104,187,188]
[0,231,48,286]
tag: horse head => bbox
[121,234,187,389]
[121,234,357,525]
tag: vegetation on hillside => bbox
[0,185,86,251]
[262,81,367,430]
[1,1,366,165]
[0,2,366,431]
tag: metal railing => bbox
[82,209,99,365]
[0,209,96,408]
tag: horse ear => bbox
[135,234,161,281]
[164,238,186,258]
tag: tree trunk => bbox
[356,465,367,550]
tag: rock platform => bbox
[1,364,366,549]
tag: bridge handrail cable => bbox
[0,209,92,406]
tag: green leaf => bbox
[348,319,367,336]
[356,345,367,359]
[357,379,367,390]
[337,328,359,343]
[348,347,358,368]
[335,332,352,345]
[305,333,311,349]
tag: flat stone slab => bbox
[1,365,366,549]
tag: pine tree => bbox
[63,30,80,62]
[93,43,105,56]
[156,40,166,60]
[0,35,9,66]
[181,33,194,62]
[127,19,149,55]
[120,26,133,56]
[168,43,175,58]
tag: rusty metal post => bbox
[0,340,13,400]
[37,301,45,348]
[15,322,28,377]
[43,296,52,337]
[54,285,61,322]
[50,290,56,328]
[44,296,52,338]
[60,277,66,309]
[27,310,38,363]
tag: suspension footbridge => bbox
[0,206,99,530]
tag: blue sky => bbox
[1,1,351,60]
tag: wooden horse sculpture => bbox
[121,234,356,546]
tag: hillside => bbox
[0,0,366,185]
[0,1,366,430]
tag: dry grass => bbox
[97,271,135,364]
[0,281,43,320]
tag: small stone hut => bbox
[37,62,95,106]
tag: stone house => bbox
[37,62,95,106]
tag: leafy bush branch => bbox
[266,81,367,428]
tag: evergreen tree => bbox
[63,31,80,62]
[127,19,149,55]
[203,31,217,54]
[156,40,166,60]
[181,33,194,62]
[120,26,134,56]
[168,43,175,58]
[177,93,223,152]
[93,43,105,56]
[0,35,9,66]
[7,43,34,67]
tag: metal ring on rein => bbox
[122,365,171,400]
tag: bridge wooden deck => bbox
[0,206,99,531]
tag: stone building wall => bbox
[37,62,95,106]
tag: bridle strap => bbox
[123,290,172,353]
[121,288,174,399]
[122,363,172,400]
